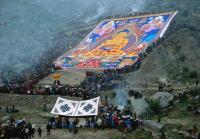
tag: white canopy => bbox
[51,96,100,116]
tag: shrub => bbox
[149,99,161,114]
[182,67,189,73]
[175,45,182,53]
[189,88,200,98]
[181,10,189,17]
[179,55,186,62]
[189,70,198,78]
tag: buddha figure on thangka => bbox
[73,24,142,69]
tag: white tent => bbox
[51,97,100,116]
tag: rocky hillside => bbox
[126,0,200,84]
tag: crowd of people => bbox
[47,104,143,134]
[1,54,143,99]
[2,68,130,100]
[0,117,42,139]
[35,70,127,99]
[0,9,200,139]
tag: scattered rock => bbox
[143,120,164,133]
[39,112,55,118]
[150,92,174,108]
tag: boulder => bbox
[39,112,55,118]
[130,97,149,116]
[151,92,174,108]
[144,120,164,133]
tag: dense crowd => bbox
[0,118,40,139]
[1,51,143,98]
[47,104,143,134]
[2,64,141,99]
[34,70,126,99]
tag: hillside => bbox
[126,1,200,84]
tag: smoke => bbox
[114,89,129,108]
[0,0,147,79]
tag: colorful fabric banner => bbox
[54,11,177,70]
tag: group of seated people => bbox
[47,104,143,133]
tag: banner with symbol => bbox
[50,97,78,116]
[50,97,100,116]
[74,97,100,116]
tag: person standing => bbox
[68,121,72,133]
[192,125,198,138]
[196,80,199,87]
[31,123,35,137]
[46,123,51,135]
[186,82,189,89]
[6,105,9,113]
[11,105,15,112]
[72,119,78,134]
[24,127,29,139]
[38,127,42,137]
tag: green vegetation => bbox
[174,44,182,54]
[148,99,161,114]
[182,66,189,73]
[108,129,154,139]
[134,129,154,139]
[189,70,198,78]
[188,88,200,99]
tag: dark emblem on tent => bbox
[80,102,86,107]
[71,102,77,107]
[93,99,97,103]
[60,104,70,112]
[83,103,93,112]
[58,99,64,104]
[54,108,59,113]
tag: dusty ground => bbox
[37,70,86,86]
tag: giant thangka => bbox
[51,97,100,116]
[55,11,177,70]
